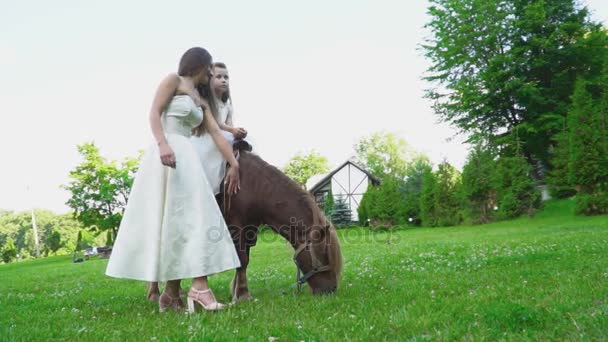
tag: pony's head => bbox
[292,213,343,295]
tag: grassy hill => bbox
[1,199,606,341]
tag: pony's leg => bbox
[147,282,161,302]
[231,246,253,302]
[229,224,254,302]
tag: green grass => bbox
[1,199,607,341]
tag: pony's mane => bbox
[241,152,317,207]
[240,152,343,280]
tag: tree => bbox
[354,132,413,180]
[75,230,83,252]
[283,150,329,187]
[494,151,542,219]
[105,230,114,246]
[461,143,497,223]
[546,129,577,199]
[400,156,433,225]
[420,167,438,227]
[1,238,17,263]
[63,143,141,240]
[47,230,63,255]
[567,78,608,215]
[323,191,335,220]
[358,186,375,226]
[433,161,463,226]
[375,178,403,225]
[331,196,352,226]
[423,0,606,175]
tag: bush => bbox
[574,192,608,215]
[1,238,17,263]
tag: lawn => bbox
[1,199,607,341]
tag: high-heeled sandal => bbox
[158,292,185,313]
[187,288,226,313]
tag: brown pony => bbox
[222,146,343,300]
[147,145,343,301]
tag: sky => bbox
[1,0,607,213]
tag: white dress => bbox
[190,100,233,195]
[106,95,240,282]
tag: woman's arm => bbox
[149,73,179,168]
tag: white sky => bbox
[1,0,606,213]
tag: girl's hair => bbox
[213,62,231,104]
[177,47,219,136]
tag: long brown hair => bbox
[177,47,219,136]
[193,82,220,136]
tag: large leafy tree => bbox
[63,143,141,241]
[283,150,329,187]
[354,132,413,181]
[423,0,605,174]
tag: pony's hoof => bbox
[232,293,254,303]
[147,292,160,302]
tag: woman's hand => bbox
[159,142,176,168]
[225,164,240,195]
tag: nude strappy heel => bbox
[187,288,226,313]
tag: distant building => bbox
[307,159,380,222]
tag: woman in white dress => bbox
[105,47,241,313]
[191,62,248,194]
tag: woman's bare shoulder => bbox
[160,73,181,87]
